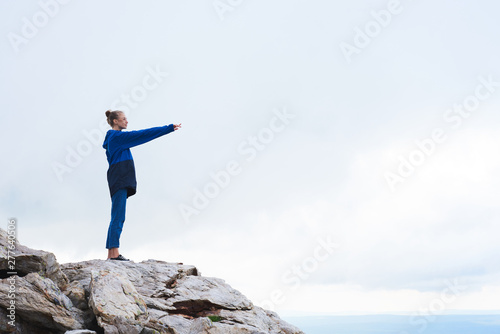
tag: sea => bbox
[283,314,500,334]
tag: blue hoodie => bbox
[102,125,175,198]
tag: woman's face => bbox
[114,113,128,130]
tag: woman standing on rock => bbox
[103,110,181,261]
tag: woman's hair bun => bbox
[105,109,123,127]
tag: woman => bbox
[102,110,181,261]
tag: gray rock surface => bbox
[0,228,68,289]
[0,228,304,333]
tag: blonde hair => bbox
[105,110,124,127]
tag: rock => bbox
[0,228,69,289]
[61,259,198,299]
[167,276,253,316]
[88,269,148,334]
[215,308,304,334]
[0,304,55,334]
[64,280,88,310]
[0,273,85,332]
[0,228,305,334]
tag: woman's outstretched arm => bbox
[113,124,181,149]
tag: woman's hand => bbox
[174,123,182,131]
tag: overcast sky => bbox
[2,0,500,317]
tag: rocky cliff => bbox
[0,228,303,334]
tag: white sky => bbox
[2,0,500,317]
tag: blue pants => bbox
[106,188,127,249]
